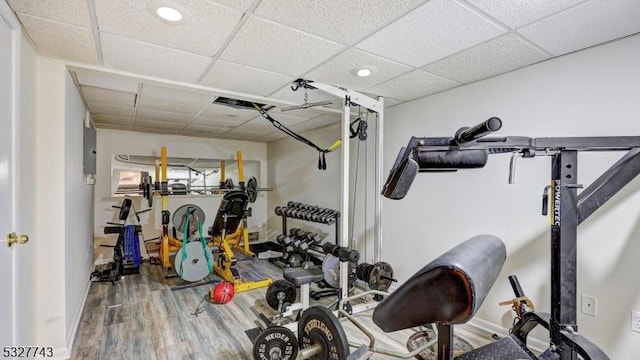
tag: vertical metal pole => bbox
[340,96,351,301]
[436,324,454,360]
[550,151,578,360]
[374,99,384,262]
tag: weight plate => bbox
[253,326,298,360]
[369,262,394,292]
[173,242,211,282]
[146,181,153,208]
[298,306,350,360]
[172,204,206,239]
[224,178,234,189]
[247,176,258,203]
[119,198,132,221]
[322,254,340,288]
[265,279,297,310]
[288,253,304,268]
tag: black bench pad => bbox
[455,335,536,360]
[373,234,506,332]
[284,267,324,287]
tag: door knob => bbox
[4,232,29,247]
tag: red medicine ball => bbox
[211,282,235,304]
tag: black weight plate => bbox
[146,182,153,208]
[265,279,297,310]
[224,178,235,189]
[253,326,298,360]
[298,306,350,360]
[119,198,132,221]
[247,176,258,203]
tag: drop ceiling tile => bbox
[237,118,280,132]
[138,84,214,114]
[200,60,294,96]
[423,34,550,83]
[220,130,263,141]
[101,33,211,83]
[201,103,261,121]
[289,120,330,133]
[75,69,140,93]
[252,131,288,142]
[182,124,232,136]
[518,0,640,56]
[88,103,134,118]
[383,98,403,108]
[94,0,242,56]
[81,85,136,107]
[254,0,428,44]
[7,0,91,27]
[253,110,311,126]
[465,0,586,29]
[209,0,255,12]
[305,49,412,89]
[180,131,221,138]
[356,0,506,67]
[136,109,195,123]
[134,119,186,130]
[19,15,97,63]
[93,115,133,125]
[132,127,179,135]
[311,114,342,126]
[192,114,250,127]
[366,70,460,101]
[220,16,345,76]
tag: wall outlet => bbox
[632,311,640,333]
[581,294,598,316]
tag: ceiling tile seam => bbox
[17,12,93,30]
[177,101,216,134]
[86,0,104,65]
[195,0,263,84]
[456,0,555,57]
[130,82,144,128]
[513,0,593,31]
[98,31,214,60]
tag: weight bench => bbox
[285,267,324,312]
[209,190,272,292]
[372,234,537,360]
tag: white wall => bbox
[266,119,380,262]
[63,71,94,351]
[383,34,640,357]
[35,58,94,358]
[94,130,268,262]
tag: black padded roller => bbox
[415,149,488,171]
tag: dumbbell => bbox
[297,232,322,252]
[322,243,360,263]
[301,207,322,221]
[274,206,286,216]
[276,234,293,246]
[312,208,336,222]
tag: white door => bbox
[0,12,15,349]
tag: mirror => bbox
[111,154,260,197]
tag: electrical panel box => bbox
[83,126,96,175]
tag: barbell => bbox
[140,175,271,207]
[252,306,349,360]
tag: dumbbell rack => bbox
[273,202,340,268]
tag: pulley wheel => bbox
[253,326,298,360]
[298,306,350,360]
[247,176,258,203]
[265,279,297,310]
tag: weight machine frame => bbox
[385,120,640,360]
[299,80,385,313]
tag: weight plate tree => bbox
[253,326,298,360]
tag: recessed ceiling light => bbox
[156,6,182,22]
[352,66,377,78]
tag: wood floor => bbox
[71,258,489,360]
